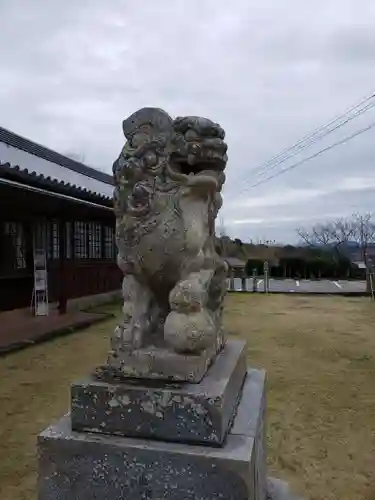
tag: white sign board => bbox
[33,246,49,316]
[34,249,46,269]
[35,269,47,291]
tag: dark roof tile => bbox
[225,257,246,267]
[0,161,113,207]
[0,125,113,185]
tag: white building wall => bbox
[0,142,113,197]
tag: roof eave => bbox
[0,162,113,208]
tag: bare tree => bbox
[296,217,356,257]
[328,217,356,253]
[297,223,333,247]
[297,213,375,263]
[64,151,110,173]
[217,216,227,238]
[215,217,230,256]
[351,212,375,263]
[297,221,342,247]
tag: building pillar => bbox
[58,219,67,315]
[241,272,247,292]
[100,223,106,260]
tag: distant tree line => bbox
[245,212,375,280]
[245,251,364,280]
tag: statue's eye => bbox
[144,151,158,167]
[185,129,199,141]
[131,132,148,148]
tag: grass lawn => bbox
[1,294,375,500]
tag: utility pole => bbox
[252,269,257,292]
[264,261,269,293]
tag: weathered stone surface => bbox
[106,107,229,381]
[38,369,267,500]
[72,340,247,446]
[99,328,225,382]
[232,369,267,500]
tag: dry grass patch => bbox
[0,316,117,500]
[225,293,375,500]
[0,294,374,500]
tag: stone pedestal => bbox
[71,340,247,446]
[37,340,273,499]
[38,368,267,500]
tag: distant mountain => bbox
[343,241,360,248]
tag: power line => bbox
[248,91,375,177]
[248,120,375,190]
[232,90,375,186]
[239,120,375,192]
[250,100,375,180]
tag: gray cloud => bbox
[1,0,375,243]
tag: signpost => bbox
[32,247,49,316]
[264,261,270,293]
[367,264,375,301]
[252,269,257,292]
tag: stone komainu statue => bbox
[109,107,228,377]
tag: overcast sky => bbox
[1,0,375,243]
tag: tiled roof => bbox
[225,257,246,268]
[0,161,113,207]
[0,126,113,185]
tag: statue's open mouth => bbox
[175,153,227,174]
[165,116,228,191]
[168,143,227,190]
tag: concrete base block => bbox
[38,369,267,500]
[71,340,247,446]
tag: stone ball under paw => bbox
[169,278,203,313]
[164,310,217,353]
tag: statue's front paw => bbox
[169,276,204,313]
[110,325,123,351]
[164,310,216,354]
[110,324,142,352]
[110,325,133,352]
